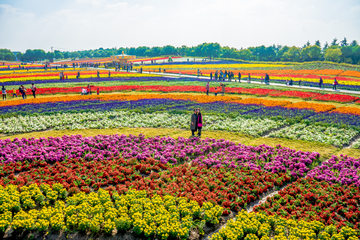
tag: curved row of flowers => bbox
[1,109,357,146]
[0,135,359,186]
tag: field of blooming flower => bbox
[1,61,360,239]
[0,134,359,239]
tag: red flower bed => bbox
[0,157,290,215]
[0,157,167,190]
[269,90,322,100]
[312,94,360,103]
[254,178,360,230]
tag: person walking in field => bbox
[97,88,100,95]
[333,78,338,90]
[238,72,241,82]
[298,79,301,86]
[319,77,323,89]
[190,109,198,137]
[221,83,225,96]
[12,89,17,98]
[196,108,203,137]
[210,72,213,80]
[87,84,92,95]
[206,82,210,95]
[31,83,37,98]
[77,71,80,79]
[20,85,27,99]
[1,86,6,100]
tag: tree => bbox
[325,48,341,62]
[238,49,251,60]
[161,45,177,55]
[22,49,46,61]
[0,49,16,61]
[350,40,358,47]
[221,46,237,58]
[323,42,329,51]
[331,38,338,46]
[136,46,148,56]
[16,52,23,61]
[69,52,80,59]
[283,46,301,62]
[150,47,162,56]
[277,46,290,61]
[340,37,348,47]
[4,53,15,61]
[62,52,70,58]
[55,52,64,59]
[46,52,55,60]
[315,40,321,48]
[301,45,322,61]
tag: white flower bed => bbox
[0,111,285,137]
[269,123,358,147]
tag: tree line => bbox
[1,37,360,64]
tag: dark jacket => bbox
[190,113,198,130]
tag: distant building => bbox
[110,51,136,63]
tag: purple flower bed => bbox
[193,144,319,179]
[0,134,319,179]
[307,155,360,186]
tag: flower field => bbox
[1,60,360,239]
[1,93,360,147]
[0,134,359,238]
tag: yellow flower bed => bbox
[140,63,288,70]
[273,76,360,86]
[0,68,83,74]
[210,210,358,240]
[0,73,155,83]
[0,184,223,239]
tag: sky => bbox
[0,0,360,52]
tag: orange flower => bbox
[332,106,360,115]
[285,102,336,112]
[233,98,291,107]
[313,69,343,76]
[339,71,360,78]
[290,70,318,75]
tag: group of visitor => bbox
[205,82,226,96]
[1,83,37,100]
[59,71,67,80]
[81,85,100,95]
[318,77,338,90]
[210,70,237,81]
[190,108,203,137]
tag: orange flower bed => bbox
[0,93,242,107]
[233,98,292,107]
[285,102,336,112]
[339,71,360,78]
[332,106,360,115]
[290,70,318,75]
[313,69,343,76]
